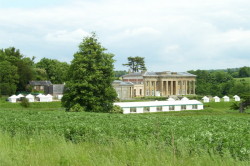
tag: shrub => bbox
[69,104,85,112]
[110,105,123,114]
[20,98,30,108]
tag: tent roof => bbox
[167,98,175,101]
[9,95,18,99]
[26,94,34,98]
[181,97,189,101]
[114,100,202,108]
[202,96,209,99]
[213,96,220,99]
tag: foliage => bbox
[1,132,248,166]
[0,47,35,92]
[110,105,123,113]
[62,33,117,112]
[0,106,249,161]
[69,104,85,112]
[36,58,70,84]
[238,66,250,77]
[123,56,147,72]
[114,70,128,79]
[188,69,250,96]
[20,98,30,108]
[0,61,19,95]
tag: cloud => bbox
[0,0,250,71]
[45,29,90,42]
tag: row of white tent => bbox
[8,94,53,103]
[202,95,240,103]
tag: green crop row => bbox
[0,109,249,161]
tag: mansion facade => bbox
[113,71,196,100]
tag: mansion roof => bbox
[123,71,196,78]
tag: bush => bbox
[20,98,30,108]
[69,104,85,112]
[110,105,123,114]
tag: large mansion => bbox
[113,71,196,100]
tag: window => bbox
[157,106,162,111]
[151,82,154,86]
[146,81,149,86]
[143,107,150,112]
[192,105,198,109]
[152,90,154,96]
[181,105,186,110]
[169,106,175,111]
[146,90,149,96]
[140,89,142,95]
[130,107,136,113]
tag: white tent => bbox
[233,95,240,101]
[46,94,53,102]
[17,94,24,98]
[8,95,19,103]
[36,94,47,102]
[202,96,209,103]
[213,96,220,102]
[57,95,63,100]
[167,97,175,101]
[26,94,35,102]
[114,100,204,114]
[181,97,189,101]
[223,96,230,102]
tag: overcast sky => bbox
[0,0,249,72]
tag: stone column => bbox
[184,80,187,95]
[193,81,196,94]
[170,81,173,95]
[161,80,164,96]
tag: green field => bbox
[0,99,249,165]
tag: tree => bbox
[0,47,35,92]
[0,61,19,95]
[238,66,250,77]
[36,58,70,84]
[61,33,117,112]
[123,56,147,72]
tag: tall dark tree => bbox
[123,56,147,72]
[62,33,117,112]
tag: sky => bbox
[0,0,250,72]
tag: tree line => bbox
[188,67,250,97]
[0,47,70,95]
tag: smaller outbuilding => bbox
[8,95,19,103]
[223,96,230,102]
[26,94,35,102]
[213,96,220,102]
[233,95,240,101]
[202,96,210,103]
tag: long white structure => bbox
[114,100,203,114]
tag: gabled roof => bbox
[29,81,52,86]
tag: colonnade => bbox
[144,79,195,96]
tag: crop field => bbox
[0,99,249,165]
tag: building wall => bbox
[113,84,134,100]
[144,77,196,97]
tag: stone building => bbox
[112,80,134,100]
[122,71,196,97]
